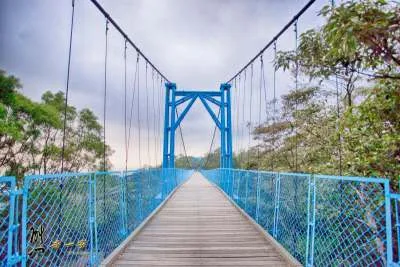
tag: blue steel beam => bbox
[199,96,222,129]
[162,84,231,169]
[202,95,222,106]
[169,84,177,168]
[175,91,221,97]
[224,83,233,168]
[162,84,172,168]
[220,84,226,168]
[175,95,193,106]
[173,95,198,129]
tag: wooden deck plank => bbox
[105,172,301,267]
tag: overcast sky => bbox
[0,0,327,170]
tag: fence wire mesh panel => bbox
[138,169,160,223]
[95,172,125,262]
[126,169,164,233]
[22,173,92,267]
[313,175,388,266]
[125,171,140,233]
[202,168,396,267]
[0,176,17,266]
[244,171,258,219]
[254,172,277,235]
[276,173,311,264]
[393,194,400,264]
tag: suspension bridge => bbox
[1,0,399,266]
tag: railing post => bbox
[138,171,144,221]
[13,191,20,261]
[21,178,30,267]
[395,198,400,262]
[384,180,394,265]
[89,173,98,266]
[306,174,316,267]
[244,171,249,211]
[273,173,281,238]
[119,172,128,238]
[228,169,233,197]
[174,168,177,189]
[255,172,261,223]
[230,169,235,198]
[221,169,223,189]
[236,171,241,201]
[161,169,166,200]
[3,177,23,266]
[7,180,15,266]
[224,169,227,191]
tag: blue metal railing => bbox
[0,168,193,266]
[2,168,398,266]
[202,168,398,267]
[0,177,18,266]
[391,186,400,265]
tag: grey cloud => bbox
[0,0,326,169]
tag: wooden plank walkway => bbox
[104,172,300,267]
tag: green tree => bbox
[341,79,400,181]
[266,0,400,183]
[0,70,60,178]
[0,70,113,179]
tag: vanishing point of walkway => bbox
[104,173,299,266]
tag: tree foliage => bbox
[0,70,112,180]
[236,0,399,187]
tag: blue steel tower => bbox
[162,83,233,169]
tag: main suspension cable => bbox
[226,0,316,83]
[89,0,170,83]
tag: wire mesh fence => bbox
[95,172,125,261]
[22,173,93,267]
[0,177,17,266]
[202,168,395,266]
[276,173,311,264]
[313,175,388,266]
[0,168,192,266]
[391,191,400,265]
[2,168,397,266]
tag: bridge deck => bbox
[104,173,299,266]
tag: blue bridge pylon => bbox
[162,83,233,169]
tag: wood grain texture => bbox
[110,172,298,267]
